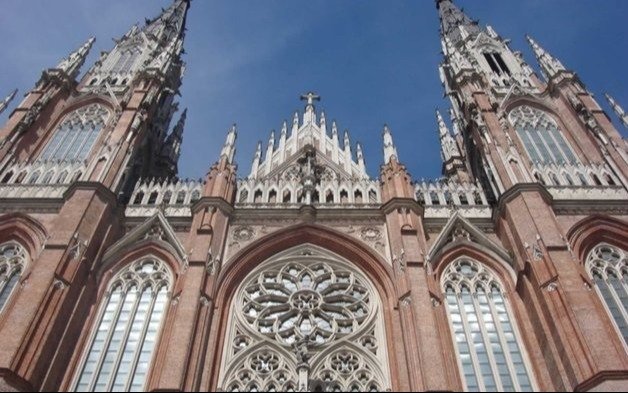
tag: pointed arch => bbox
[567,215,628,266]
[211,224,399,391]
[0,213,48,257]
[100,212,188,278]
[71,257,173,392]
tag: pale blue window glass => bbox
[39,105,109,163]
[0,243,27,313]
[509,106,578,166]
[443,259,535,392]
[586,244,628,345]
[74,260,171,392]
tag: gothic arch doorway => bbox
[216,244,392,392]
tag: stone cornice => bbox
[191,196,235,216]
[493,183,553,219]
[380,198,424,216]
[63,181,119,207]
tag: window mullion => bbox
[58,126,80,161]
[488,292,521,391]
[457,289,485,391]
[471,290,503,391]
[546,127,569,164]
[537,128,560,164]
[105,287,143,392]
[606,277,628,331]
[124,288,158,392]
[48,126,71,161]
[87,290,126,392]
[524,129,543,163]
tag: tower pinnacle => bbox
[525,35,566,80]
[220,124,238,164]
[382,124,399,164]
[0,89,17,116]
[605,93,628,128]
[437,0,481,44]
[56,37,96,80]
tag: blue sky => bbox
[1,0,627,181]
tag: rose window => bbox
[220,245,390,392]
[241,262,372,346]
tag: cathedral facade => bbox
[0,0,626,391]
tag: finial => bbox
[57,36,96,80]
[525,34,566,80]
[605,93,628,128]
[220,124,237,163]
[0,89,18,116]
[300,91,320,110]
[383,124,399,164]
[436,109,450,138]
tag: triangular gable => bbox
[427,212,512,267]
[266,145,359,181]
[500,82,541,108]
[102,210,188,269]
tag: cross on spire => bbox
[300,92,321,108]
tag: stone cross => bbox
[300,92,320,107]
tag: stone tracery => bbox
[219,245,390,392]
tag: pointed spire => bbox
[436,109,449,138]
[436,0,481,44]
[525,35,566,80]
[357,142,367,176]
[250,141,263,178]
[0,89,17,116]
[343,130,352,173]
[449,107,461,136]
[162,108,187,168]
[56,37,95,80]
[436,109,461,161]
[144,0,190,43]
[220,124,237,164]
[383,124,399,164]
[606,93,628,128]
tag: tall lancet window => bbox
[73,259,171,392]
[442,259,535,392]
[39,104,109,163]
[0,242,28,313]
[586,244,628,346]
[218,245,391,392]
[508,106,578,165]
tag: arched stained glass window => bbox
[40,104,109,163]
[0,242,28,313]
[442,259,535,392]
[509,106,577,165]
[218,245,391,392]
[586,244,628,346]
[73,259,171,392]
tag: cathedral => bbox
[0,0,627,391]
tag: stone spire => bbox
[436,0,481,45]
[220,124,237,164]
[382,124,399,164]
[265,130,275,175]
[0,89,17,116]
[436,109,461,161]
[343,130,352,173]
[56,37,95,80]
[525,35,566,80]
[144,0,190,44]
[356,142,367,176]
[163,108,186,159]
[250,141,263,178]
[605,93,628,128]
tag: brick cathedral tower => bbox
[0,0,625,391]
